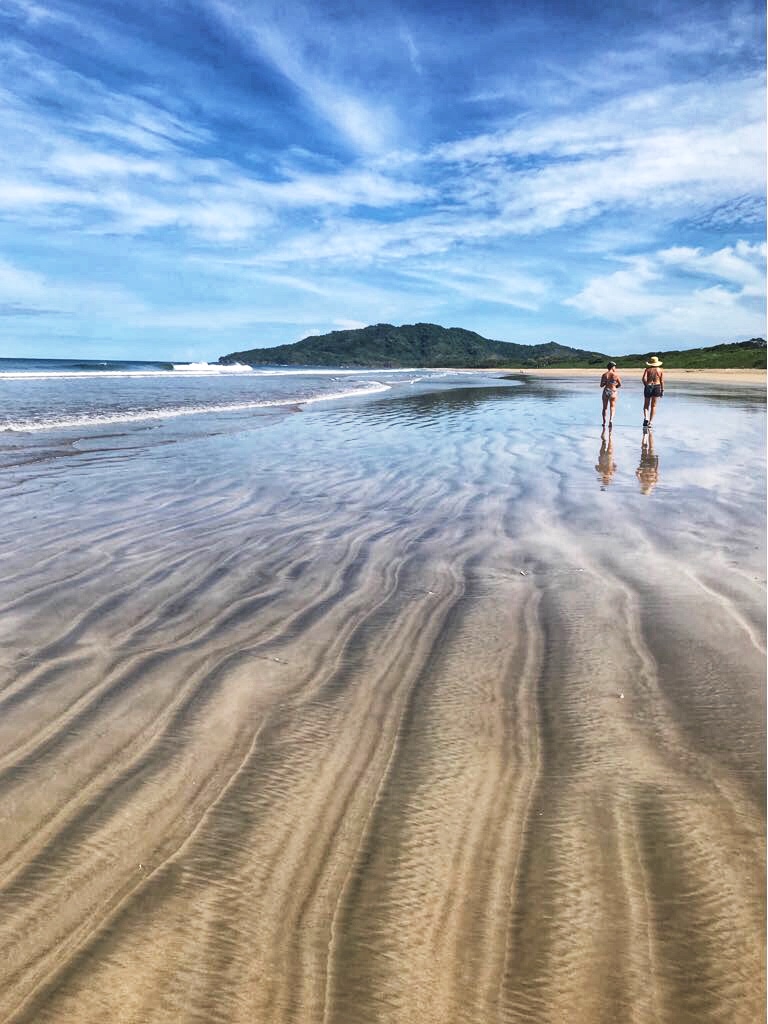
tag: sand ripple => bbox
[0,384,764,1023]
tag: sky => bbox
[0,0,765,360]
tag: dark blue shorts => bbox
[644,384,662,398]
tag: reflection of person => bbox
[636,430,659,495]
[600,361,622,428]
[595,428,617,488]
[642,356,664,427]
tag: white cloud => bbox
[210,2,398,154]
[433,82,764,237]
[0,25,762,260]
[565,241,766,343]
[0,180,90,208]
[49,148,176,180]
[0,0,764,356]
[3,0,62,26]
[0,254,330,332]
[250,169,430,208]
[397,261,547,312]
[565,258,662,319]
[399,24,422,74]
[657,241,766,297]
[426,75,765,238]
[333,318,368,330]
[0,254,143,318]
[0,257,47,300]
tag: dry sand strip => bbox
[436,365,766,386]
[498,367,766,386]
[0,391,764,1024]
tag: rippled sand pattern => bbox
[0,379,764,1023]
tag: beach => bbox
[0,370,764,1023]
[503,367,766,385]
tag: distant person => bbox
[636,430,659,495]
[642,356,664,427]
[600,361,622,428]
[595,428,617,489]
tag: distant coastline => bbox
[499,367,767,386]
[220,322,767,371]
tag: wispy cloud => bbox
[209,1,399,155]
[565,241,766,342]
[49,147,177,180]
[396,261,547,312]
[399,23,422,74]
[333,318,369,330]
[0,0,764,357]
[0,254,143,319]
[657,241,766,297]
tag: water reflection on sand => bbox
[636,429,660,495]
[595,428,617,489]
[0,372,763,1024]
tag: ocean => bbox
[0,357,474,475]
[0,357,453,435]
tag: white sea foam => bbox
[171,362,253,373]
[2,383,391,432]
[0,365,424,381]
[0,365,255,380]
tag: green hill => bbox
[219,324,767,370]
[607,338,766,370]
[219,323,606,368]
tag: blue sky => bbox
[0,0,764,360]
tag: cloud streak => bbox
[565,241,766,343]
[0,0,764,358]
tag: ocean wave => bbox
[0,365,254,380]
[0,365,424,380]
[171,362,253,373]
[1,383,391,432]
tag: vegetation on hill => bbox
[219,323,605,368]
[220,324,767,370]
[605,339,767,370]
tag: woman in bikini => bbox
[599,361,622,428]
[642,356,664,427]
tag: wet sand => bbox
[0,375,764,1023]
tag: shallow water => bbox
[0,374,764,1023]
[0,358,451,435]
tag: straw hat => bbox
[646,355,663,366]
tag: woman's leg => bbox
[649,396,658,423]
[609,395,616,425]
[602,392,609,425]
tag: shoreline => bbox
[492,367,766,386]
